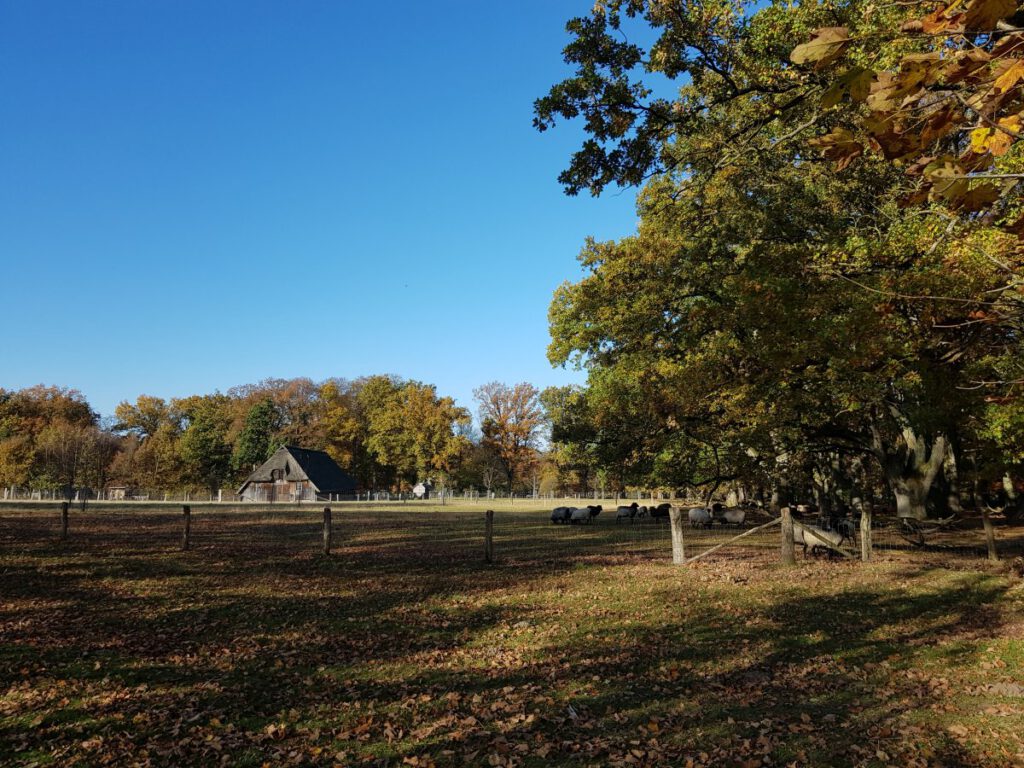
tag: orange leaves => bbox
[943,48,993,86]
[790,27,850,69]
[921,4,963,35]
[807,128,864,170]
[912,155,1008,209]
[963,0,1018,30]
[792,0,1024,226]
[971,115,1023,156]
[993,59,1024,93]
[863,115,923,160]
[909,0,1016,33]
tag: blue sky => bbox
[0,1,643,418]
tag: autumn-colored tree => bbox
[359,378,470,491]
[0,386,105,493]
[114,395,173,440]
[111,395,184,490]
[319,379,373,483]
[789,1,1024,222]
[474,382,545,494]
[0,435,33,488]
[538,0,1021,517]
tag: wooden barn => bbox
[238,446,357,502]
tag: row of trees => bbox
[0,379,556,497]
[534,0,1024,519]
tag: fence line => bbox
[1,484,692,505]
[4,501,1018,570]
[681,517,783,564]
[1,504,678,567]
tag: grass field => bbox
[2,505,1024,767]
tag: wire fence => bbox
[676,509,1024,563]
[0,504,677,568]
[0,486,670,505]
[3,503,1021,571]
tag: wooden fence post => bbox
[780,506,796,566]
[860,502,873,562]
[60,501,69,541]
[322,506,332,556]
[981,506,999,562]
[182,505,191,551]
[669,506,686,564]
[484,509,494,564]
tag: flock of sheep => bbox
[549,501,675,525]
[549,504,604,524]
[684,502,748,528]
[548,499,855,556]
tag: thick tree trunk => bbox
[893,477,930,521]
[872,419,947,521]
[1003,473,1018,501]
[769,483,788,516]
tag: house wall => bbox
[241,481,315,502]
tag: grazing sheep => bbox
[710,503,727,525]
[793,524,847,557]
[569,506,593,524]
[616,502,639,522]
[587,504,602,519]
[836,517,856,541]
[688,506,712,528]
[718,507,747,527]
[551,506,572,525]
[651,502,671,519]
[817,512,856,542]
[795,503,817,518]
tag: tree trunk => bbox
[893,477,930,521]
[873,420,947,521]
[769,483,788,515]
[943,447,962,516]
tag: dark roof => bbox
[238,446,357,494]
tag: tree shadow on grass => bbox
[2,513,1020,767]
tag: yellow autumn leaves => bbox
[970,116,1023,157]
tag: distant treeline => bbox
[0,378,563,497]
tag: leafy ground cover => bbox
[2,507,1024,767]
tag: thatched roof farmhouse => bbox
[238,446,356,502]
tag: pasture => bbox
[2,504,1024,767]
